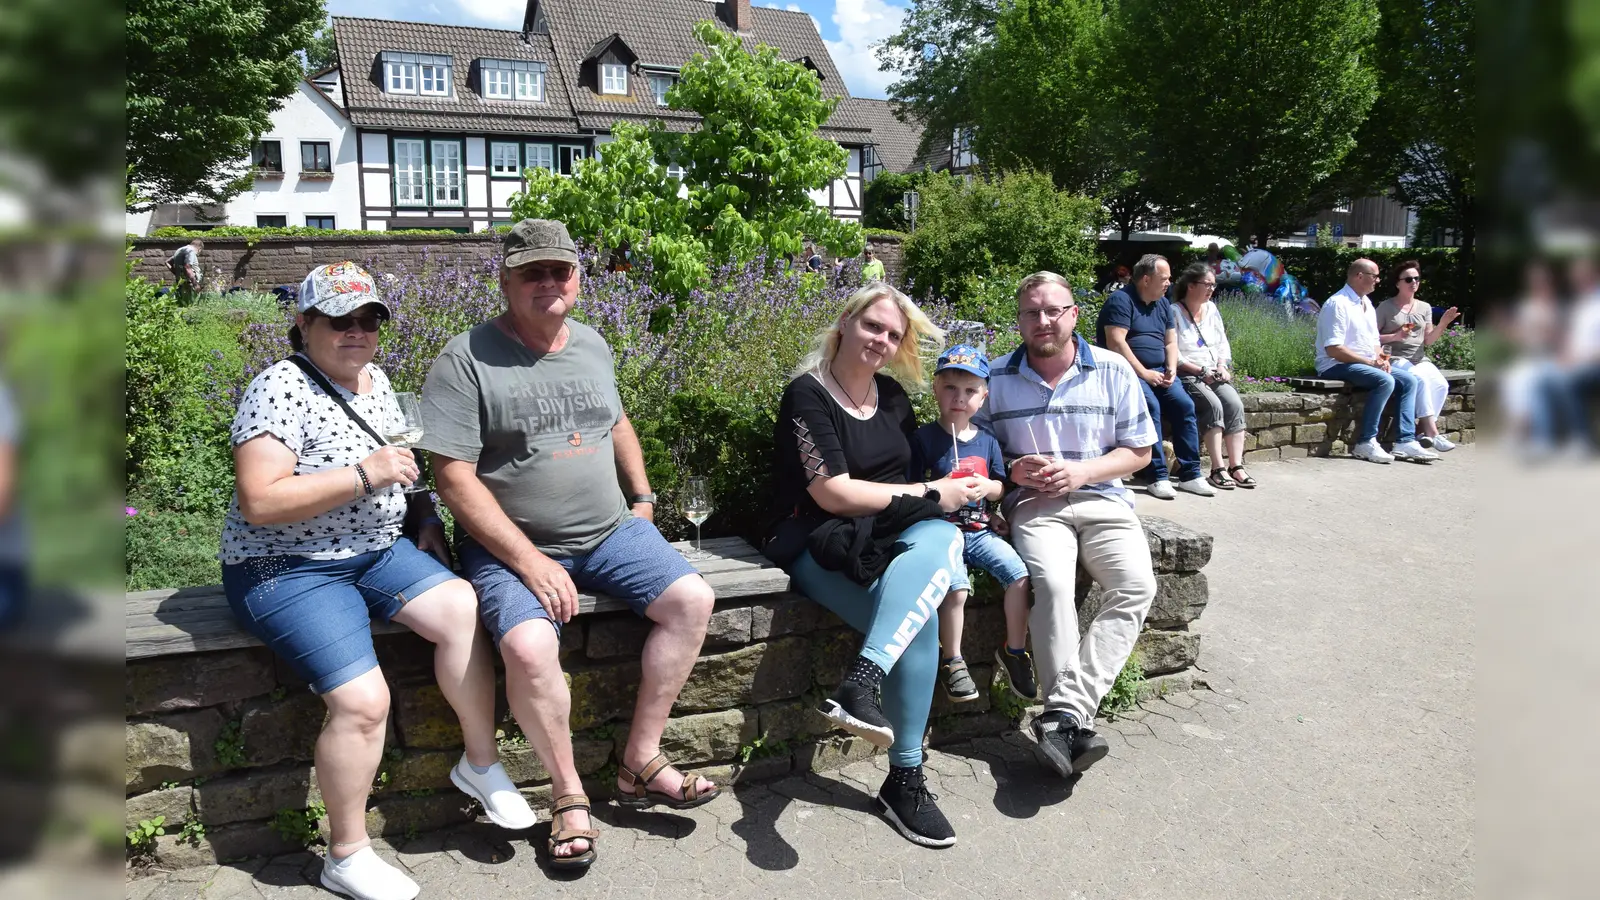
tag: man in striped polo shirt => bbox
[982,271,1159,780]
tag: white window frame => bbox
[393,139,427,206]
[601,63,628,95]
[483,67,512,99]
[491,142,521,176]
[665,161,686,180]
[431,140,463,206]
[649,73,674,107]
[385,61,417,94]
[420,63,450,96]
[557,145,587,176]
[515,69,544,101]
[525,143,554,175]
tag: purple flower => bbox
[126,506,138,517]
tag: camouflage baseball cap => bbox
[503,218,578,268]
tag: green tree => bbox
[127,0,325,210]
[511,20,862,312]
[303,20,337,72]
[1108,0,1381,243]
[876,0,1000,160]
[902,170,1102,310]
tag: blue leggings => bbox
[789,519,964,767]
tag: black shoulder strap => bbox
[285,355,387,449]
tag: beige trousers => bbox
[1010,491,1156,723]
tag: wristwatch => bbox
[630,493,657,505]
[921,483,940,502]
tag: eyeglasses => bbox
[1399,276,1421,284]
[518,263,575,282]
[1197,282,1217,290]
[1020,305,1076,322]
[312,311,385,333]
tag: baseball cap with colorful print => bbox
[298,261,389,318]
[935,344,990,379]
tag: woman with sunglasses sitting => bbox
[1376,260,1462,452]
[220,262,533,900]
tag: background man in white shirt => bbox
[1314,259,1439,463]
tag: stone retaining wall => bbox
[127,234,907,292]
[1168,378,1477,467]
[124,516,1210,868]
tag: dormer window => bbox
[481,59,546,101]
[601,63,628,95]
[649,73,674,106]
[382,52,452,97]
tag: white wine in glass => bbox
[681,477,712,560]
[384,392,428,493]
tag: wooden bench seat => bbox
[1285,368,1474,392]
[125,536,788,660]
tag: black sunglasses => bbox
[311,310,386,333]
[516,263,575,282]
[1399,275,1421,284]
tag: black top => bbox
[771,372,917,527]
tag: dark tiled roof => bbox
[332,16,580,134]
[539,0,869,137]
[849,99,926,174]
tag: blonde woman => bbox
[765,283,980,848]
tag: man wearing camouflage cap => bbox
[419,220,718,867]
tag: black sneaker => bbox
[1068,724,1110,774]
[1031,710,1077,777]
[817,678,894,748]
[876,767,956,848]
[994,648,1039,701]
[940,658,980,702]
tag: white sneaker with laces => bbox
[1429,435,1456,452]
[1351,439,1394,464]
[321,847,420,900]
[1146,479,1177,500]
[450,756,538,830]
[1391,440,1440,461]
[1175,476,1216,497]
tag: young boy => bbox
[909,345,1038,703]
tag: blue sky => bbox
[325,0,909,99]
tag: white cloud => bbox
[449,0,523,28]
[821,0,906,100]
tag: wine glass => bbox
[383,392,428,494]
[680,477,712,561]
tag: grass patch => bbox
[1097,651,1145,719]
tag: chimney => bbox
[720,0,752,32]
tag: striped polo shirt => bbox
[978,334,1157,507]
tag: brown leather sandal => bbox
[546,793,598,871]
[616,752,721,810]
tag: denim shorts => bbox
[950,528,1030,593]
[457,515,699,644]
[221,538,458,694]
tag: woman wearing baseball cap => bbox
[220,262,533,900]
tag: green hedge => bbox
[1174,247,1474,318]
[145,225,487,240]
[862,170,933,232]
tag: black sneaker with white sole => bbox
[876,766,956,848]
[817,678,895,748]
[1031,710,1078,777]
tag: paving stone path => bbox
[128,449,1475,899]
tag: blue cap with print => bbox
[935,344,989,379]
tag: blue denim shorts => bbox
[458,515,699,644]
[221,538,458,694]
[950,528,1030,593]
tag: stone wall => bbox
[1160,377,1477,467]
[126,233,907,292]
[124,515,1210,868]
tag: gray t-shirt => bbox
[0,380,26,567]
[418,319,628,558]
[1375,297,1432,364]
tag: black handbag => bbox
[285,354,435,544]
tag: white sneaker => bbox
[450,756,538,830]
[1351,439,1393,464]
[1391,440,1440,462]
[1146,479,1177,500]
[1429,435,1456,452]
[1175,476,1216,497]
[321,847,420,900]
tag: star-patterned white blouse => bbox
[218,358,406,565]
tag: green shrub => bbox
[903,170,1102,306]
[862,170,933,232]
[124,502,224,591]
[1098,651,1144,718]
[147,225,471,241]
[1427,325,1475,370]
[1217,293,1318,381]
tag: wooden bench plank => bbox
[126,537,788,660]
